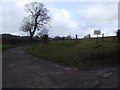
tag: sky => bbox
[0,0,119,38]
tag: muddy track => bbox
[2,45,118,88]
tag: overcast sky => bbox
[0,0,119,38]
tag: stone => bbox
[84,80,100,88]
[103,72,112,78]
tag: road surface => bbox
[2,45,118,88]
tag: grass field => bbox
[28,36,119,67]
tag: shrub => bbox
[117,29,120,41]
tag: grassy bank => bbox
[28,37,119,67]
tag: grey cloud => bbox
[1,1,118,38]
[1,2,27,36]
[78,3,118,37]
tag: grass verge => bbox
[28,38,119,67]
[1,42,34,51]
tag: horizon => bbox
[0,33,117,39]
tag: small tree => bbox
[94,30,101,44]
[117,29,120,41]
[20,2,50,39]
[102,33,104,42]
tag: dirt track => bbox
[2,45,118,88]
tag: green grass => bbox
[1,42,34,51]
[28,37,119,67]
[0,45,2,51]
[2,44,15,51]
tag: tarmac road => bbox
[2,45,119,88]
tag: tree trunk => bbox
[42,35,48,45]
[97,35,98,44]
[29,33,34,40]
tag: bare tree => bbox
[20,2,50,39]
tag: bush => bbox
[117,29,120,41]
